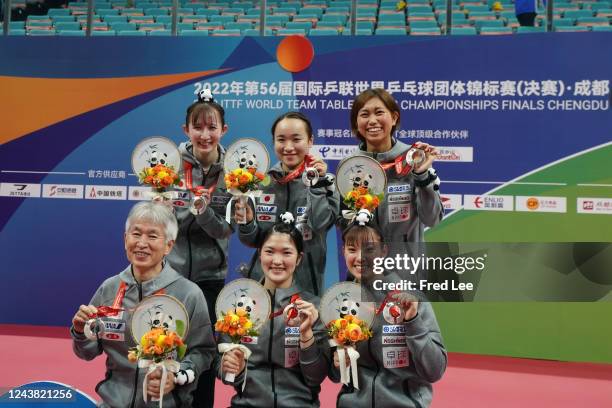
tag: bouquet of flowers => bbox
[138,164,182,193]
[224,167,265,194]
[215,307,259,343]
[128,326,186,364]
[327,314,372,346]
[343,186,383,213]
[128,318,187,406]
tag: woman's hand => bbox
[333,350,351,368]
[392,293,419,321]
[295,299,318,348]
[412,142,439,174]
[72,305,98,334]
[309,156,328,177]
[146,368,175,398]
[222,348,246,375]
[234,201,254,223]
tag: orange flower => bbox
[255,172,265,180]
[247,167,256,175]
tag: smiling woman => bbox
[217,215,330,408]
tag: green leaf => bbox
[175,320,186,337]
[177,344,187,360]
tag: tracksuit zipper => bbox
[268,291,277,408]
[129,283,143,408]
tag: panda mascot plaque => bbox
[223,139,270,224]
[130,294,190,405]
[131,136,182,202]
[215,279,271,387]
[320,282,376,389]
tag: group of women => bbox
[71,88,447,407]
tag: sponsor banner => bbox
[85,185,127,200]
[388,184,412,194]
[436,146,473,162]
[463,195,513,211]
[516,196,567,213]
[128,186,152,201]
[42,184,84,199]
[577,197,612,214]
[101,332,124,341]
[285,327,300,335]
[257,213,276,222]
[441,194,462,210]
[256,204,277,214]
[312,144,359,161]
[0,183,41,198]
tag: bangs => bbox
[190,104,221,127]
[343,225,383,247]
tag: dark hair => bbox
[270,111,313,141]
[342,223,384,247]
[350,88,401,145]
[259,222,304,255]
[185,99,226,128]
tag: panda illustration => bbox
[236,295,256,314]
[152,311,176,331]
[350,169,373,189]
[339,299,360,318]
[148,150,168,167]
[238,151,258,170]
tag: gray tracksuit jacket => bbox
[331,301,447,408]
[166,142,234,283]
[340,139,443,244]
[216,284,330,407]
[238,162,340,296]
[71,262,216,408]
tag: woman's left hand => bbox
[412,142,439,174]
[392,293,419,321]
[146,368,175,398]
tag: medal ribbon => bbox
[88,281,166,318]
[269,294,301,319]
[274,155,315,185]
[183,161,218,197]
[380,144,419,177]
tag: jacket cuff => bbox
[70,326,89,342]
[239,220,257,234]
[299,342,321,365]
[403,312,427,337]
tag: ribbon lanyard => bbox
[375,290,400,315]
[274,155,315,185]
[89,281,165,318]
[380,144,418,177]
[183,161,218,197]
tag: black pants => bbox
[517,12,537,26]
[193,279,225,408]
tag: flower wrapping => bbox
[327,315,372,389]
[215,308,259,389]
[224,167,266,224]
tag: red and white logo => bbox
[440,194,462,210]
[42,184,83,199]
[577,198,612,214]
[261,193,275,204]
[463,195,513,211]
[85,185,127,201]
[436,147,473,163]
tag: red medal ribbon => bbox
[183,161,217,197]
[269,293,302,319]
[88,281,127,318]
[375,290,400,315]
[380,144,419,177]
[274,155,315,185]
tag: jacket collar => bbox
[179,141,226,177]
[119,261,182,297]
[357,138,410,164]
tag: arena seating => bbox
[3,0,611,36]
